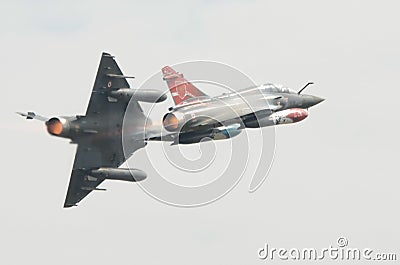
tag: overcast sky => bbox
[1,0,400,264]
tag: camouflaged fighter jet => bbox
[18,52,167,207]
[157,66,324,145]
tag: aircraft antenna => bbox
[298,82,314,94]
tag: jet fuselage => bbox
[162,83,324,139]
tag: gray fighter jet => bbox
[157,66,324,145]
[18,53,167,207]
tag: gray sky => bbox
[1,0,400,264]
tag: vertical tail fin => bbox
[162,66,207,105]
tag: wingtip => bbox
[63,203,77,208]
[102,52,115,58]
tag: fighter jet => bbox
[18,52,167,207]
[18,54,323,207]
[157,66,324,145]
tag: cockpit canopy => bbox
[260,83,296,94]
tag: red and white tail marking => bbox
[162,66,207,105]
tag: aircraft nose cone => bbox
[313,96,325,105]
[304,95,325,108]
